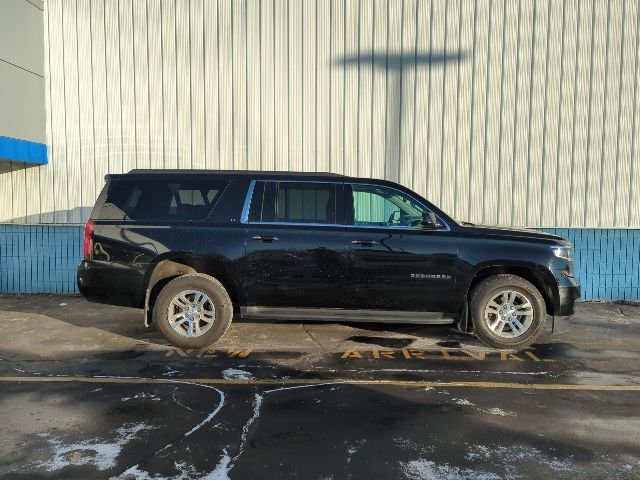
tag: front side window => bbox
[249,181,337,224]
[351,184,426,228]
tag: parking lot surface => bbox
[1,295,639,479]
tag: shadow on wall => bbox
[336,50,467,183]
[0,160,40,174]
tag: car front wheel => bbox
[469,274,547,349]
[153,273,233,349]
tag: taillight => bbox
[83,220,94,260]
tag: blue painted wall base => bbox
[0,224,81,293]
[540,229,640,302]
[0,224,638,300]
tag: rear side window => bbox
[98,177,229,221]
[249,181,337,224]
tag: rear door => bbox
[242,180,347,308]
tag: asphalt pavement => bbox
[0,295,639,479]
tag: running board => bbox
[240,307,454,324]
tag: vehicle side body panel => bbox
[78,170,580,328]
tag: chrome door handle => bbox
[351,239,377,246]
[252,235,279,242]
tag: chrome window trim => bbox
[239,178,451,232]
[240,180,256,224]
[351,183,451,232]
[348,223,451,233]
[258,179,343,185]
[244,221,344,228]
[241,179,342,225]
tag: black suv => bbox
[78,170,579,349]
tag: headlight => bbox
[551,245,573,261]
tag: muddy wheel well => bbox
[144,258,238,326]
[468,266,553,316]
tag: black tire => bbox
[153,273,233,349]
[469,274,546,349]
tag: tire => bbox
[469,274,546,349]
[153,273,233,349]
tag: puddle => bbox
[347,336,414,349]
[534,343,640,360]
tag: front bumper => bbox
[551,314,571,333]
[550,281,580,333]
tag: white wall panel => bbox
[190,0,206,169]
[617,0,639,227]
[133,0,151,170]
[273,0,288,171]
[89,0,108,207]
[258,0,274,170]
[628,4,640,228]
[370,0,387,181]
[343,0,358,177]
[426,0,445,209]
[76,0,96,217]
[119,0,136,173]
[316,0,331,174]
[218,0,233,170]
[175,0,192,168]
[398,0,416,189]
[161,0,178,169]
[568,0,590,227]
[454,0,473,222]
[467,0,488,225]
[3,0,640,228]
[204,0,220,170]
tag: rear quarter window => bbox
[97,177,229,221]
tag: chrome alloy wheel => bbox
[167,290,216,338]
[484,290,534,338]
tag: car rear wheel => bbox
[153,273,233,349]
[469,274,546,349]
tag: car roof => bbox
[111,169,406,186]
[126,169,344,177]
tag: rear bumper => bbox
[77,260,144,308]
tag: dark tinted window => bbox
[100,177,228,221]
[247,181,338,224]
[262,182,277,222]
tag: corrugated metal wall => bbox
[1,0,639,228]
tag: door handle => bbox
[252,235,279,242]
[351,239,378,246]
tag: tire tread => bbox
[469,274,546,349]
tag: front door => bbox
[345,183,458,312]
[242,180,347,308]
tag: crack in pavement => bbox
[300,324,325,350]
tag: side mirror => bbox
[421,211,441,229]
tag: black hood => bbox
[458,223,570,245]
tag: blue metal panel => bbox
[541,228,640,301]
[0,224,638,300]
[0,136,47,165]
[0,224,81,294]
